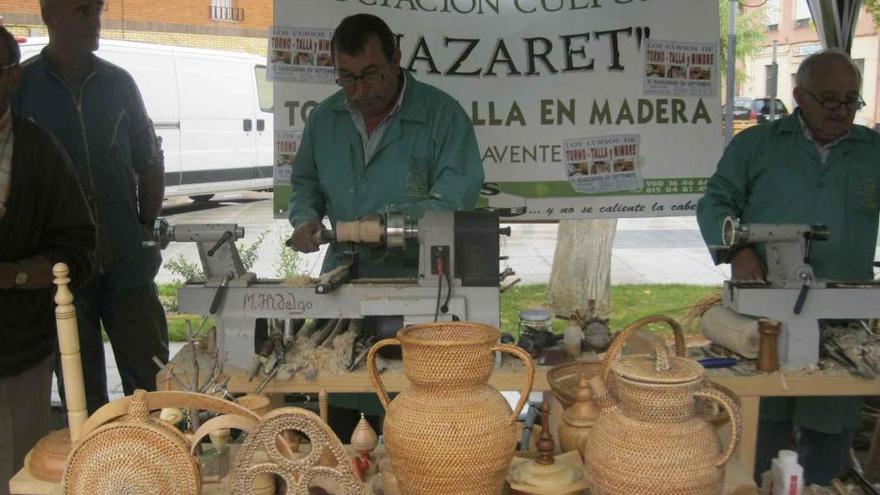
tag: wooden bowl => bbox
[235,394,271,417]
[546,359,603,408]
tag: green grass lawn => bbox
[163,283,720,342]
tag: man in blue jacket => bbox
[13,0,168,414]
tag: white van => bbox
[19,38,274,200]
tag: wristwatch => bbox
[13,267,28,288]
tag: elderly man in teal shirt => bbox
[288,13,483,437]
[698,50,880,485]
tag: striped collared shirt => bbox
[0,108,13,220]
[346,72,407,163]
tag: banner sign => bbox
[272,0,722,220]
[268,27,335,84]
[273,130,301,185]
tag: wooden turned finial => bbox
[535,401,555,466]
[574,373,593,402]
[563,373,600,428]
[53,263,73,306]
[52,262,69,280]
[350,413,378,456]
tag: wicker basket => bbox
[62,390,201,495]
[598,315,739,426]
[368,322,535,495]
[583,315,742,495]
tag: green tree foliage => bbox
[164,230,268,282]
[720,0,768,84]
[865,0,880,26]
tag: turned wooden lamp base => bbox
[27,429,72,483]
[27,264,88,484]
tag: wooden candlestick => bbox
[506,400,589,494]
[54,263,89,440]
[28,263,89,482]
[535,402,555,466]
[558,373,599,461]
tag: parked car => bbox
[19,38,274,201]
[729,97,790,123]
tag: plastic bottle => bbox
[770,450,804,495]
[563,317,583,359]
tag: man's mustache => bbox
[349,94,383,107]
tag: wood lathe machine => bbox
[148,210,507,370]
[714,216,880,369]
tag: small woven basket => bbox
[62,390,201,495]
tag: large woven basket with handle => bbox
[368,321,535,495]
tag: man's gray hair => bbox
[795,49,861,89]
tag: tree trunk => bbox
[544,219,617,319]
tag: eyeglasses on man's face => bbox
[802,88,866,112]
[335,69,385,88]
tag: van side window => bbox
[255,66,273,113]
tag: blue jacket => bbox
[13,49,163,284]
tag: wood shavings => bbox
[779,370,789,391]
[759,476,873,494]
[271,323,404,378]
[822,322,880,376]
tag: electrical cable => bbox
[441,265,452,314]
[434,257,444,322]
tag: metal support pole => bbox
[725,0,737,145]
[769,40,778,120]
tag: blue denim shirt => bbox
[13,49,163,285]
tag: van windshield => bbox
[255,66,273,112]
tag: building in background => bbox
[741,0,879,128]
[0,0,271,57]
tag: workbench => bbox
[10,445,759,495]
[23,349,852,495]
[708,370,880,478]
[156,345,880,485]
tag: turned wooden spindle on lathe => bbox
[26,263,89,482]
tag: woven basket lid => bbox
[611,346,703,384]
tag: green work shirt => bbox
[697,111,880,433]
[289,70,484,278]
